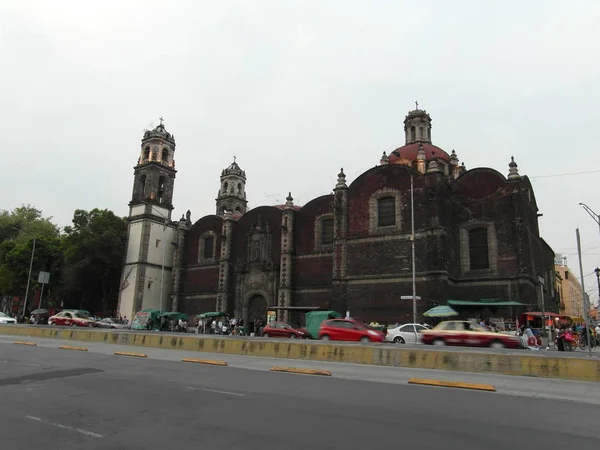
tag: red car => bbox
[262,321,308,339]
[48,311,96,327]
[420,320,523,349]
[318,319,385,343]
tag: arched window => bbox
[140,174,146,198]
[157,176,166,203]
[223,182,228,193]
[377,197,396,227]
[320,218,334,245]
[420,127,425,138]
[427,128,431,141]
[410,126,416,142]
[161,148,168,162]
[235,207,241,213]
[237,183,242,193]
[203,236,214,259]
[144,146,150,161]
[469,228,489,270]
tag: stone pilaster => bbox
[216,212,235,313]
[332,169,349,313]
[170,216,189,311]
[278,193,295,322]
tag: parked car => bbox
[0,312,17,324]
[262,321,308,339]
[94,318,129,329]
[386,323,430,344]
[48,311,96,327]
[420,320,523,349]
[318,319,385,343]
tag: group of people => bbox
[195,317,246,335]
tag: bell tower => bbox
[117,119,178,319]
[216,157,248,216]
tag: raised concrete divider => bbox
[1,325,598,382]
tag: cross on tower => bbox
[159,117,164,126]
[415,101,419,110]
[233,155,237,163]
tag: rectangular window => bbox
[203,236,214,259]
[469,228,489,270]
[564,271,569,280]
[377,197,396,227]
[320,218,334,245]
[156,239,161,248]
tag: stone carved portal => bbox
[248,295,267,333]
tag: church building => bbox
[117,108,558,327]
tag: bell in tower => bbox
[216,156,248,216]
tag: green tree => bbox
[0,206,61,312]
[61,209,127,314]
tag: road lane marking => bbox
[59,345,88,351]
[270,367,332,376]
[114,351,148,358]
[182,358,228,366]
[13,341,37,346]
[408,378,496,392]
[202,388,245,397]
[25,415,103,438]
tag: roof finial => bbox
[508,156,521,180]
[159,117,164,126]
[233,155,237,163]
[335,168,347,189]
[415,101,419,110]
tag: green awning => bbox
[448,299,524,307]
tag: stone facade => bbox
[121,110,558,326]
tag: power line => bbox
[529,169,600,179]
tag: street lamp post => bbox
[575,228,592,357]
[578,203,600,236]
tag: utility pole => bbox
[575,228,593,357]
[594,268,600,311]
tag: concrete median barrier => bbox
[1,325,598,382]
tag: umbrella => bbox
[423,305,459,318]
[30,309,48,315]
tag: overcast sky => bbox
[2,0,600,301]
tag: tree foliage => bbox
[0,205,127,315]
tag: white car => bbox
[0,312,17,324]
[386,323,430,344]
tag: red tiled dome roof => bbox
[273,204,302,211]
[388,143,450,165]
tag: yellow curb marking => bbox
[270,367,332,376]
[408,378,496,392]
[59,345,88,352]
[114,351,148,358]
[13,341,37,346]
[182,358,228,366]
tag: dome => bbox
[142,119,175,144]
[388,143,450,165]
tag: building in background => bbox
[554,256,584,318]
[119,108,559,328]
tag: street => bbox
[0,335,598,449]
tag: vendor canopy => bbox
[447,299,524,307]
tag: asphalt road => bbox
[0,336,598,450]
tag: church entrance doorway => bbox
[247,294,267,335]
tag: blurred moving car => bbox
[420,320,523,349]
[94,318,129,329]
[48,311,96,327]
[386,323,430,344]
[0,312,17,324]
[262,321,308,339]
[318,319,385,343]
